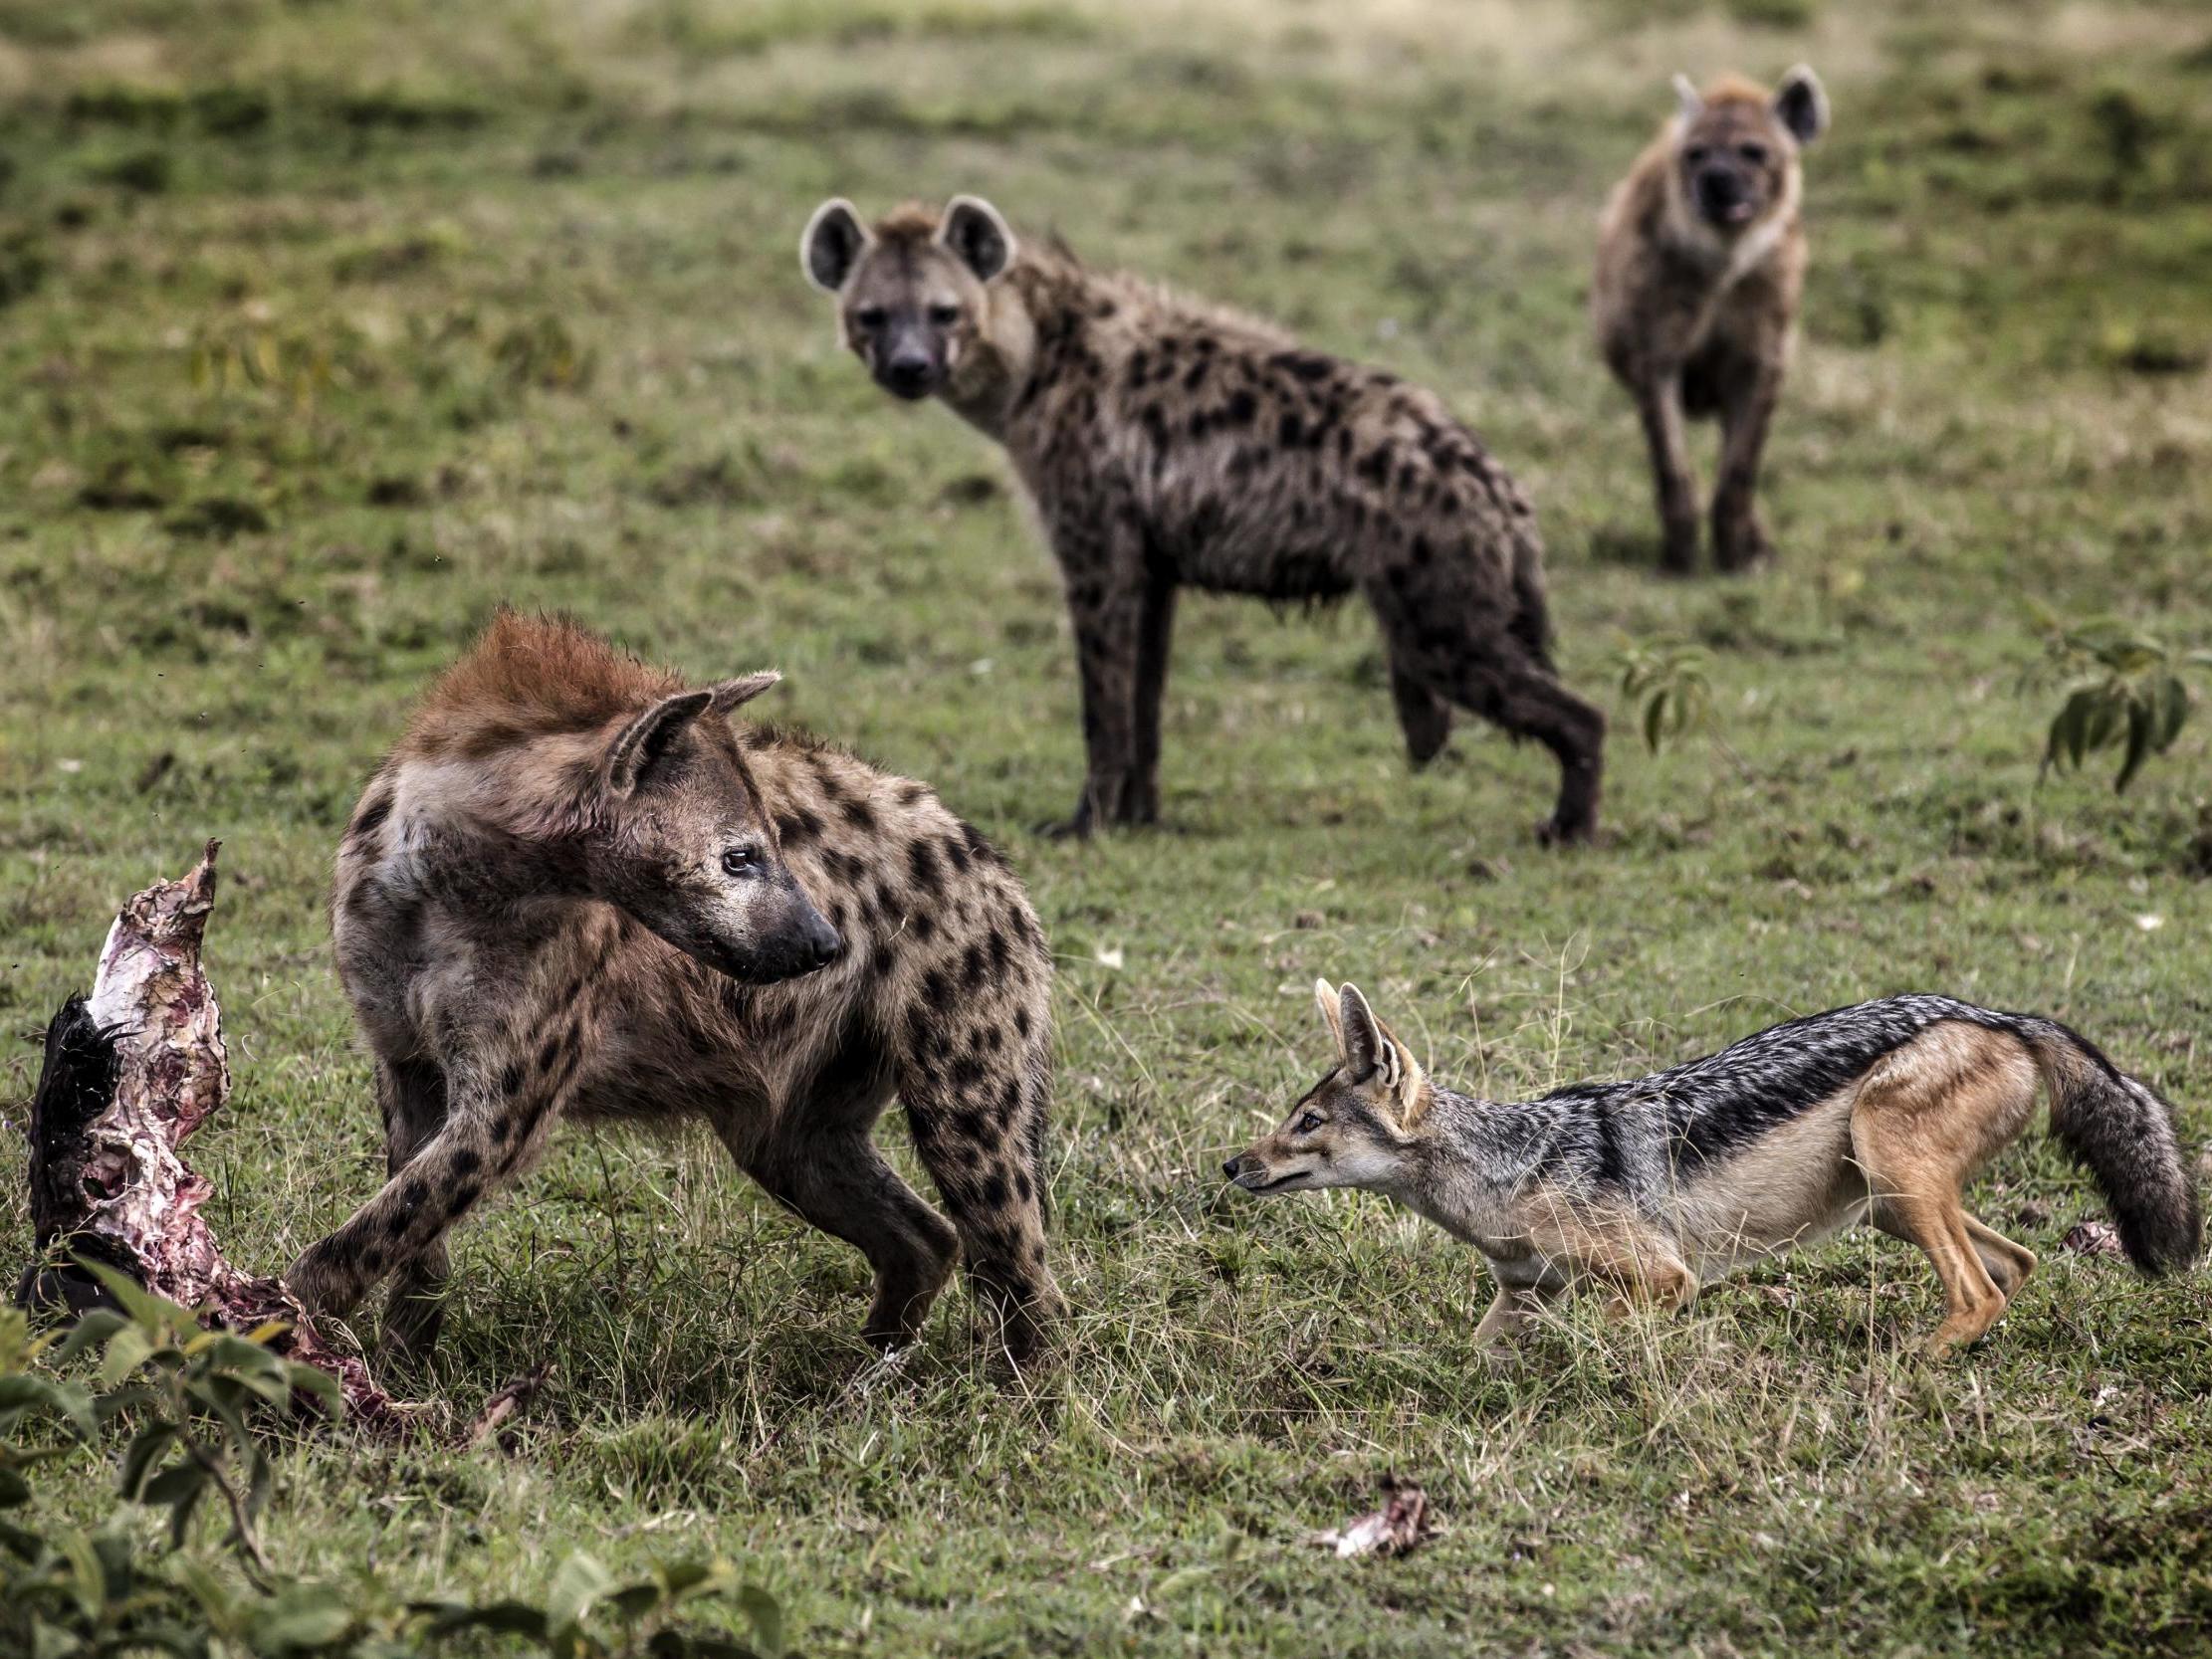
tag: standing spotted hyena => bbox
[288,609,1064,1366]
[801,196,1606,845]
[1594,68,1829,573]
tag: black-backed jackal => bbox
[1227,984,2199,1353]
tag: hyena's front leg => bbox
[289,1025,582,1330]
[1128,573,1178,824]
[373,1056,454,1358]
[1633,374,1700,573]
[1045,514,1153,837]
[1709,354,1784,571]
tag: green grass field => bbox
[3,0,2211,1652]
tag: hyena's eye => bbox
[926,304,961,326]
[1683,145,1710,166]
[1736,142,1769,165]
[721,845,764,879]
[1295,1111,1323,1135]
[854,306,888,329]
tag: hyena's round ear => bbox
[938,195,1015,285]
[1672,72,1703,124]
[707,671,781,715]
[801,198,870,295]
[1774,65,1828,144]
[1313,978,1346,1057]
[603,689,714,798]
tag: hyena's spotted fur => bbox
[1594,68,1828,573]
[291,610,1064,1366]
[803,196,1606,844]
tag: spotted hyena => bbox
[288,609,1064,1366]
[1594,68,1829,573]
[801,196,1606,845]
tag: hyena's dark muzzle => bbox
[710,875,843,985]
[1691,158,1764,226]
[870,322,947,401]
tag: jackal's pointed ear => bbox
[1672,73,1703,124]
[707,671,780,715]
[801,198,869,294]
[1314,978,1346,1058]
[1338,984,1432,1128]
[938,195,1015,285]
[603,689,713,797]
[1773,65,1828,144]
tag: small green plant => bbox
[1617,641,1714,755]
[2025,611,2208,792]
[2,1278,783,1658]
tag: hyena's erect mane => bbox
[401,608,686,761]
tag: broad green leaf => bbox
[2115,700,2153,792]
[118,1422,179,1499]
[547,1552,618,1644]
[53,1311,129,1363]
[736,1584,784,1656]
[100,1325,154,1389]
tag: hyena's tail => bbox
[2021,1020,2201,1274]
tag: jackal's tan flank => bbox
[290,610,1064,1365]
[1595,67,1828,572]
[1229,985,2198,1355]
[802,195,1606,844]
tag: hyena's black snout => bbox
[876,340,942,401]
[733,884,843,984]
[1695,166,1755,224]
[1221,1154,1248,1181]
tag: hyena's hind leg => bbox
[891,930,1065,1364]
[374,1057,455,1358]
[1368,569,1606,842]
[723,1047,959,1353]
[1388,652,1452,767]
[1851,1026,2044,1353]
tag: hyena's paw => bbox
[1659,523,1701,576]
[1713,519,1776,573]
[1534,813,1598,848]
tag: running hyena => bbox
[801,195,1606,844]
[289,609,1065,1366]
[1594,68,1829,573]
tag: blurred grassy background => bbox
[1,1,2209,1653]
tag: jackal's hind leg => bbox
[1852,1025,2041,1353]
[1962,1214,2037,1299]
[1472,1277,1558,1352]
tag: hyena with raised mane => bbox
[801,196,1606,844]
[1229,984,2200,1355]
[1594,67,1829,573]
[290,609,1064,1366]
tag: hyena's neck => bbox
[386,745,595,923]
[939,260,1060,440]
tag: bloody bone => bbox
[16,842,408,1431]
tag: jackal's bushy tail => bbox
[2025,1021,2201,1274]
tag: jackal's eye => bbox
[1736,142,1769,165]
[1295,1111,1323,1135]
[721,845,763,879]
[854,306,888,329]
[926,304,961,326]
